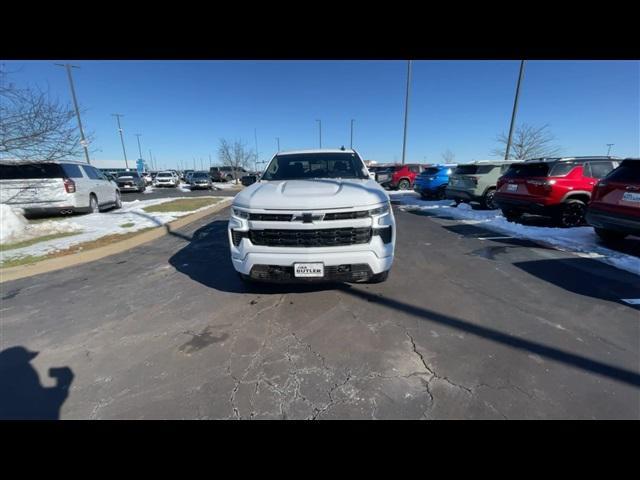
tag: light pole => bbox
[149,150,154,170]
[135,134,143,160]
[111,113,128,169]
[316,119,322,148]
[350,119,355,149]
[606,144,614,156]
[209,154,212,169]
[276,137,280,152]
[401,60,412,165]
[55,63,91,164]
[505,60,526,160]
[254,128,259,170]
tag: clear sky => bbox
[3,60,638,170]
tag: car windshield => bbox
[118,172,139,178]
[262,153,369,180]
[606,160,639,182]
[157,173,172,177]
[193,173,208,178]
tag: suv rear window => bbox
[61,163,84,178]
[503,163,550,178]
[549,162,578,176]
[455,165,495,175]
[605,161,639,182]
[0,163,64,180]
[422,167,440,175]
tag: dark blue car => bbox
[413,164,457,199]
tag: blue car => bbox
[413,164,457,199]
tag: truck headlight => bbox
[232,208,250,219]
[368,203,390,216]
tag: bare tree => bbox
[492,123,562,160]
[441,149,455,163]
[218,139,254,183]
[0,68,91,162]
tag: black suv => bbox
[210,166,248,182]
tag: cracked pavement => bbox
[1,205,639,419]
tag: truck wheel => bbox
[398,179,411,190]
[367,270,389,283]
[556,199,586,227]
[237,272,253,283]
[502,209,521,223]
[594,228,628,242]
[481,188,497,210]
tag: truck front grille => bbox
[250,264,373,282]
[249,227,372,247]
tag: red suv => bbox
[586,158,640,241]
[381,164,426,190]
[494,156,620,227]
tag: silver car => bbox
[189,171,213,190]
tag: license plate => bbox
[622,192,640,203]
[507,183,518,192]
[294,263,324,278]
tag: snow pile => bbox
[394,192,640,276]
[0,204,29,243]
[1,204,82,245]
[1,196,232,263]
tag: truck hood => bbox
[233,179,389,210]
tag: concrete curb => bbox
[0,198,232,283]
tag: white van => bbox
[0,160,122,216]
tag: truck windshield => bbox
[262,153,369,180]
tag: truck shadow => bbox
[168,219,342,294]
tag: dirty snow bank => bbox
[0,204,83,244]
[393,192,640,276]
[1,196,232,263]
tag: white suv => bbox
[154,171,178,187]
[0,160,121,216]
[229,149,395,283]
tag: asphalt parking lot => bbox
[1,203,639,419]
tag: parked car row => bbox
[494,156,623,228]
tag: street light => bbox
[401,60,412,165]
[135,134,143,160]
[111,113,128,169]
[276,137,280,152]
[505,60,526,160]
[316,119,322,148]
[55,63,91,164]
[350,119,355,149]
[606,144,614,156]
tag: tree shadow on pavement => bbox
[0,346,74,420]
[512,257,640,308]
[337,285,640,389]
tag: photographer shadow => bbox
[0,346,74,420]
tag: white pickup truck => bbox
[228,149,396,283]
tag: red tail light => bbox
[64,178,76,193]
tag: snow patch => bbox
[1,204,82,244]
[395,192,640,276]
[1,196,232,263]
